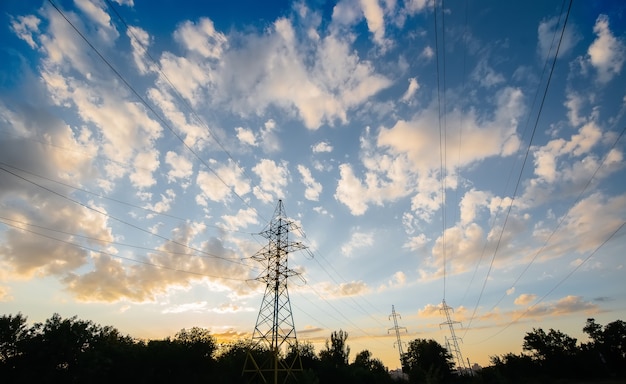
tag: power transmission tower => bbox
[440,299,468,374]
[388,305,407,366]
[243,200,306,384]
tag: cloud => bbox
[471,59,505,88]
[314,279,370,298]
[420,46,434,60]
[10,15,40,49]
[196,160,251,203]
[378,271,407,290]
[341,230,374,256]
[459,189,491,226]
[165,151,193,183]
[312,141,333,153]
[537,15,578,60]
[220,207,258,231]
[0,286,13,302]
[162,301,208,314]
[400,77,420,102]
[359,0,389,48]
[514,293,537,306]
[587,14,625,83]
[63,222,255,302]
[252,159,289,203]
[297,165,323,201]
[236,126,257,146]
[216,17,391,129]
[173,18,227,59]
[74,0,120,45]
[520,295,598,318]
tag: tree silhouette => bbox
[402,338,453,384]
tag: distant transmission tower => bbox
[243,200,306,384]
[440,299,468,373]
[388,305,407,365]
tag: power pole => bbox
[440,299,468,374]
[388,305,407,366]
[243,200,306,384]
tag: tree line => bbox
[1,312,624,383]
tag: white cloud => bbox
[74,0,119,45]
[335,86,523,216]
[537,15,578,60]
[10,15,40,49]
[165,151,193,182]
[312,141,333,153]
[127,25,153,75]
[197,160,251,203]
[236,126,257,146]
[297,165,323,201]
[130,149,159,188]
[252,159,289,203]
[514,293,537,306]
[420,46,434,60]
[400,77,420,102]
[459,189,491,226]
[144,189,176,214]
[220,208,258,231]
[341,230,374,256]
[217,17,391,129]
[360,0,388,48]
[587,14,625,83]
[472,59,505,88]
[173,18,227,59]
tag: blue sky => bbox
[1,0,625,369]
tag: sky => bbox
[1,0,625,370]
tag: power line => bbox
[0,166,252,269]
[459,0,570,309]
[488,123,626,312]
[46,0,260,220]
[103,0,263,210]
[476,221,625,344]
[462,0,573,337]
[0,215,258,271]
[0,219,249,282]
[0,161,256,236]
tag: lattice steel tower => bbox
[243,200,306,384]
[440,299,468,373]
[388,305,407,365]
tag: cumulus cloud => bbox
[341,230,374,256]
[165,151,193,183]
[216,17,391,129]
[587,14,625,83]
[400,77,420,102]
[236,126,257,146]
[173,18,227,59]
[252,159,289,203]
[336,86,523,216]
[297,165,323,201]
[514,293,537,306]
[537,15,578,60]
[10,15,40,49]
[197,160,251,203]
[312,141,333,153]
[63,222,254,302]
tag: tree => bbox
[522,328,578,361]
[319,329,350,368]
[0,313,29,363]
[351,349,390,384]
[402,338,453,384]
[583,318,626,377]
[522,327,581,379]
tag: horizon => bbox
[1,0,625,370]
